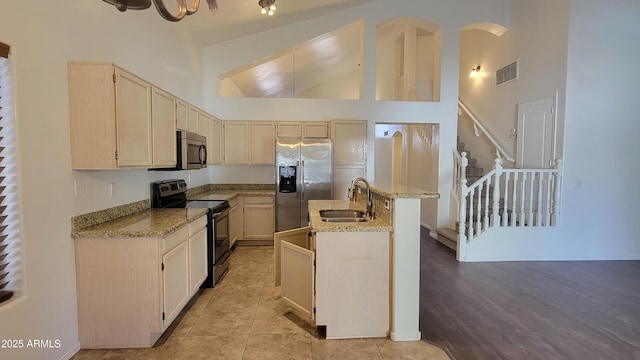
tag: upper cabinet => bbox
[276,122,329,139]
[224,121,275,165]
[176,98,188,131]
[187,104,199,134]
[208,116,224,165]
[69,63,154,169]
[330,120,367,165]
[151,87,177,168]
[224,122,250,164]
[251,122,276,165]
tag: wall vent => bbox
[496,60,518,86]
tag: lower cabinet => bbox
[275,227,390,339]
[188,216,208,296]
[238,195,274,244]
[74,214,207,349]
[162,240,190,329]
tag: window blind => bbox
[0,41,19,304]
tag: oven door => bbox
[213,208,230,260]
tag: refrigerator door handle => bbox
[300,160,305,199]
[296,160,301,199]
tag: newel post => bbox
[551,158,563,226]
[491,157,503,227]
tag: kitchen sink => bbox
[319,209,367,222]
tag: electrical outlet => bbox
[109,183,116,197]
[510,129,517,140]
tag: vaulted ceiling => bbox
[177,0,375,46]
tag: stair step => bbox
[435,228,458,251]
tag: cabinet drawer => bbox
[189,215,208,235]
[243,196,274,205]
[163,226,189,254]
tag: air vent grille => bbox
[496,60,518,86]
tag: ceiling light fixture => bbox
[259,0,277,16]
[470,65,481,78]
[102,0,218,22]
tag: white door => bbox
[516,94,556,169]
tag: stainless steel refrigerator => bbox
[276,138,333,232]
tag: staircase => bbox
[436,137,497,251]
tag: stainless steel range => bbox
[151,179,231,287]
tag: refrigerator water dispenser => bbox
[279,166,297,193]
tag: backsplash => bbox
[71,199,149,232]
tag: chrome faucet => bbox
[348,177,374,219]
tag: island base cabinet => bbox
[276,228,390,339]
[279,227,315,320]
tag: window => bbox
[0,41,20,305]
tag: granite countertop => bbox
[189,189,275,201]
[72,208,209,238]
[308,200,393,233]
[363,181,440,199]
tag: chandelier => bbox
[258,0,276,16]
[103,0,218,22]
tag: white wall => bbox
[203,0,511,231]
[459,0,640,261]
[0,2,204,359]
[458,0,570,170]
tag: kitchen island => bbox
[276,182,438,341]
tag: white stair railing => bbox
[458,99,515,163]
[453,155,562,242]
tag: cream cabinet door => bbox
[176,98,188,131]
[224,122,250,164]
[151,87,177,167]
[188,227,208,296]
[209,118,224,164]
[250,122,276,164]
[330,120,367,165]
[277,122,302,138]
[187,104,199,133]
[332,165,366,201]
[162,240,190,329]
[243,204,274,240]
[278,227,315,321]
[115,68,153,167]
[198,110,211,138]
[303,122,329,138]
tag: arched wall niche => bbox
[376,17,442,102]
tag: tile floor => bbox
[72,245,450,360]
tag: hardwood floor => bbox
[419,228,640,360]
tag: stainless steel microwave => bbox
[177,130,207,170]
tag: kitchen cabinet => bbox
[224,121,250,164]
[303,122,329,138]
[330,119,367,165]
[242,196,274,241]
[74,215,206,348]
[250,122,276,164]
[224,121,275,165]
[276,227,390,339]
[277,122,302,137]
[228,196,241,247]
[208,117,224,164]
[162,238,190,329]
[151,87,177,167]
[69,63,153,169]
[188,104,199,134]
[330,119,367,199]
[276,121,329,138]
[188,215,208,296]
[176,98,188,131]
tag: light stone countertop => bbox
[308,200,393,233]
[363,181,440,199]
[188,189,275,201]
[72,208,209,238]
